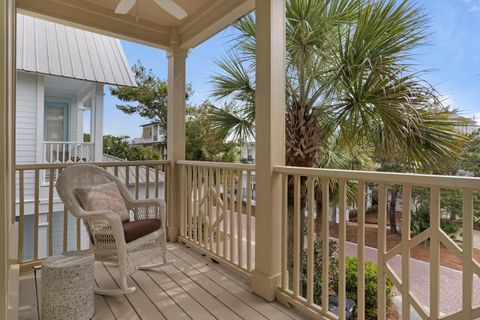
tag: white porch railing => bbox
[178,161,256,276]
[15,160,170,272]
[43,141,95,164]
[274,165,480,320]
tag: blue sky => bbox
[103,0,480,137]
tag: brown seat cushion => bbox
[122,219,161,243]
[75,182,130,222]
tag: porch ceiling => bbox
[15,0,254,50]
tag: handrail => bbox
[16,160,171,170]
[177,160,254,171]
[274,165,480,189]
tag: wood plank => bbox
[130,271,190,320]
[167,250,268,320]
[94,262,140,320]
[92,294,115,320]
[166,252,225,297]
[145,268,215,320]
[103,264,166,320]
[169,245,295,320]
[160,263,242,320]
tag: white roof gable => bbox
[16,14,137,87]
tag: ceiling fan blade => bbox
[152,0,188,19]
[115,0,137,14]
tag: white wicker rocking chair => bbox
[56,164,167,296]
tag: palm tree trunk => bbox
[389,188,399,234]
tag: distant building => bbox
[456,115,478,135]
[240,142,256,164]
[132,121,166,157]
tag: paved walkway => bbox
[344,242,480,317]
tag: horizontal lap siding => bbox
[16,72,38,201]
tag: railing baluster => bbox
[215,168,221,255]
[246,170,252,272]
[186,166,194,240]
[34,169,40,260]
[48,168,54,256]
[321,178,330,310]
[402,184,412,320]
[200,167,205,247]
[338,179,347,320]
[135,165,140,200]
[357,181,366,320]
[209,168,214,251]
[223,168,228,258]
[306,177,315,305]
[18,169,25,262]
[125,165,130,190]
[293,174,300,297]
[237,169,243,268]
[193,166,198,244]
[229,169,235,262]
[63,207,68,252]
[281,173,288,290]
[154,165,159,198]
[377,183,388,320]
[429,187,441,320]
[76,217,81,250]
[462,189,474,320]
[145,165,150,199]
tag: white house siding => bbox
[15,72,39,204]
[16,72,37,164]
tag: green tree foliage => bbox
[109,62,192,143]
[457,129,480,176]
[186,103,239,162]
[103,135,161,161]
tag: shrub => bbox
[366,204,378,214]
[300,239,339,305]
[411,206,460,241]
[332,256,394,319]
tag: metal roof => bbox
[16,13,137,87]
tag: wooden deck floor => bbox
[19,242,307,320]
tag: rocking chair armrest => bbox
[82,210,127,245]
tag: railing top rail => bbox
[15,160,171,170]
[43,141,95,144]
[177,160,255,171]
[274,165,480,190]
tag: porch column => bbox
[93,84,104,162]
[252,0,285,301]
[1,0,16,318]
[166,45,187,242]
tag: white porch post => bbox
[93,84,104,162]
[251,0,285,301]
[166,44,187,242]
[1,0,16,318]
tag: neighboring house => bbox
[132,121,167,157]
[240,141,256,164]
[133,121,166,145]
[15,13,136,259]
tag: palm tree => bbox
[208,0,467,235]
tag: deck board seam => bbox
[161,259,242,320]
[167,250,268,320]
[94,278,117,320]
[169,245,298,320]
[102,263,159,320]
[144,268,214,320]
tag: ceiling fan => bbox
[114,0,188,20]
